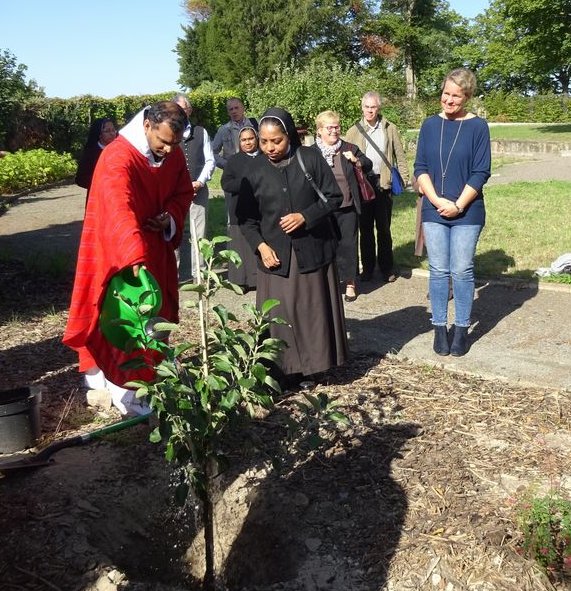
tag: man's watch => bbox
[456,203,464,214]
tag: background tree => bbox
[505,0,571,94]
[461,0,571,95]
[365,0,469,99]
[0,49,43,148]
[176,23,210,89]
[177,0,375,88]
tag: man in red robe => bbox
[63,101,194,414]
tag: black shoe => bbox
[450,325,469,357]
[382,270,398,283]
[279,373,303,392]
[433,325,450,356]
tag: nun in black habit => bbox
[237,107,349,383]
[221,125,260,291]
[75,117,117,198]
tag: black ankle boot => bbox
[450,325,469,357]
[433,325,449,356]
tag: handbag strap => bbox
[295,149,327,204]
[355,121,393,170]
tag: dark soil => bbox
[1,260,571,591]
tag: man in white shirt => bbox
[173,94,216,282]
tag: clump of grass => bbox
[23,252,73,278]
[544,274,571,285]
[515,492,571,578]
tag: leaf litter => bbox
[0,260,570,590]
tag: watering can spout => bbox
[144,316,171,341]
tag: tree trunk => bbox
[202,465,216,591]
[405,60,416,100]
[404,0,416,100]
[558,69,571,96]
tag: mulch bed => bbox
[1,260,570,590]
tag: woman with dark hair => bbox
[221,125,260,291]
[75,118,117,194]
[237,107,348,386]
[414,68,491,357]
[312,110,372,302]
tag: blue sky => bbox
[2,0,489,99]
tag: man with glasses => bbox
[346,91,409,283]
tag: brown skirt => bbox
[227,224,257,289]
[256,250,349,376]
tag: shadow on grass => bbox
[535,124,571,135]
[0,257,74,324]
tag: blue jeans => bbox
[422,222,482,327]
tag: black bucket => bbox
[0,387,42,453]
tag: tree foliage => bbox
[505,0,571,94]
[176,0,374,88]
[0,49,43,148]
[462,0,571,95]
[245,57,415,130]
[366,0,470,98]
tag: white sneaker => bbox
[107,380,152,416]
[84,368,107,390]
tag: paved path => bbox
[1,180,570,392]
[488,152,571,185]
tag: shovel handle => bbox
[33,414,150,463]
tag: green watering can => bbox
[99,267,169,351]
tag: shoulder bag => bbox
[295,149,340,241]
[353,162,376,202]
[355,122,405,195]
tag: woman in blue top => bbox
[414,68,491,357]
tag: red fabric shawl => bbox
[63,135,194,386]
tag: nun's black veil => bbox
[259,107,301,151]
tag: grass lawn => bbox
[207,194,227,238]
[391,180,571,279]
[207,179,571,282]
[407,123,571,144]
[488,123,571,142]
[209,167,223,191]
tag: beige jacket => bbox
[345,116,409,191]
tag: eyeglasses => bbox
[325,125,340,132]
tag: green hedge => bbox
[7,76,571,157]
[481,91,571,123]
[11,89,239,157]
[0,149,76,195]
[245,61,428,132]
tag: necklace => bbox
[439,116,464,195]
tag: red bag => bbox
[354,164,376,202]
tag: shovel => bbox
[0,414,150,475]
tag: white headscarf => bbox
[119,107,164,167]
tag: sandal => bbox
[344,284,357,302]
